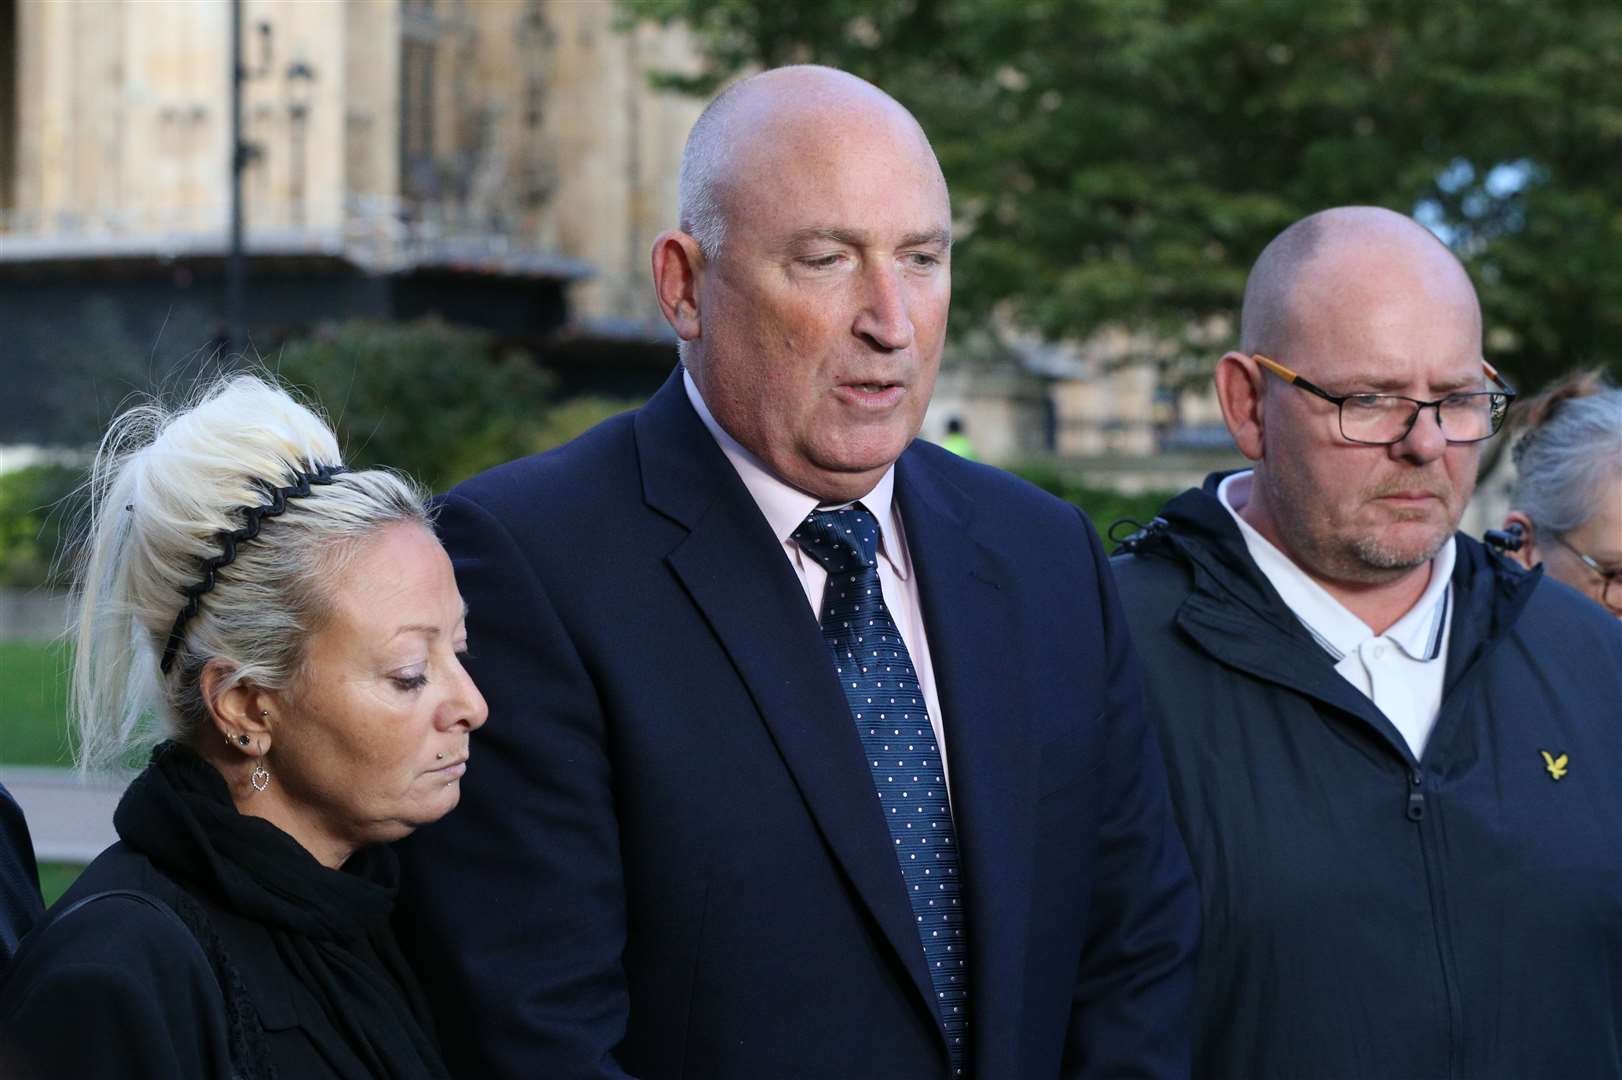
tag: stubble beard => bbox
[1260,465,1459,585]
[1347,520,1452,573]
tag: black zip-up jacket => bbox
[1110,474,1622,1080]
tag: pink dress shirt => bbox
[683,370,953,794]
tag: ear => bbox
[651,230,705,344]
[1501,512,1539,570]
[199,659,276,757]
[1214,350,1267,461]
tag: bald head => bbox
[1239,206,1481,360]
[678,65,945,260]
[1215,205,1491,607]
[650,63,952,503]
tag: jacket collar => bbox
[1441,530,1543,695]
[1137,471,1544,762]
[1146,471,1317,644]
[633,367,735,531]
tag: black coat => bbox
[0,843,432,1080]
[0,782,43,971]
[0,746,446,1080]
[1110,474,1622,1080]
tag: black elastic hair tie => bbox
[158,462,348,675]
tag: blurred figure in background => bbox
[0,375,485,1080]
[1496,368,1622,619]
[942,415,978,460]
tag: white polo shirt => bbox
[1218,471,1455,761]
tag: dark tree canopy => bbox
[631,0,1622,390]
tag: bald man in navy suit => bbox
[397,65,1198,1080]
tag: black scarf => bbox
[114,743,449,1080]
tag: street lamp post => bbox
[226,4,270,355]
[286,60,316,231]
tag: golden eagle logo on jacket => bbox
[1540,750,1569,781]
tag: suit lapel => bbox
[636,373,944,1032]
[896,451,1038,1069]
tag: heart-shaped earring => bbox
[251,764,271,793]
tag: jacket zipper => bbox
[1407,768,1458,1079]
[1405,770,1426,822]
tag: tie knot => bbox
[794,504,881,576]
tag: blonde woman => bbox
[0,375,486,1079]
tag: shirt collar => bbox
[683,368,910,579]
[1382,537,1454,661]
[1219,470,1453,661]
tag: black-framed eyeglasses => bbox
[1253,354,1517,446]
[1549,533,1622,612]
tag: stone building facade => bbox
[0,0,702,385]
[1,0,1287,488]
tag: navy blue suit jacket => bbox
[396,370,1197,1079]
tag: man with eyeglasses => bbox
[1111,205,1622,1080]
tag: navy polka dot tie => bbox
[794,504,970,1077]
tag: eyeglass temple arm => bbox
[1257,352,1517,399]
[1482,359,1517,395]
[1252,354,1336,402]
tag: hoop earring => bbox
[251,763,271,793]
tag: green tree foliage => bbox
[0,321,641,584]
[1007,460,1175,544]
[629,0,1622,391]
[0,465,86,588]
[273,319,640,493]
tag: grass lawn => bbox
[37,862,84,907]
[2,642,86,908]
[2,643,96,908]
[0,640,74,767]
